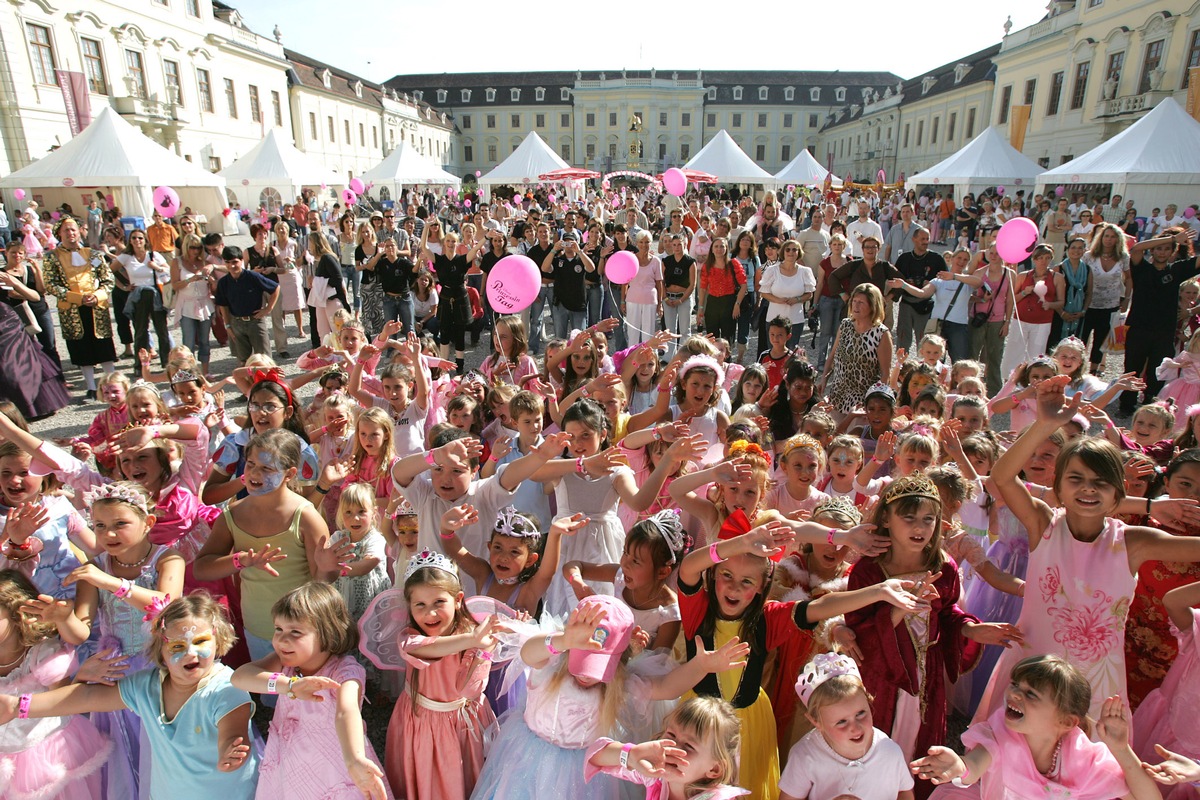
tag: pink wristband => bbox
[231,551,245,571]
[17,694,30,719]
[575,456,586,475]
[112,578,133,599]
[708,542,723,564]
[425,450,437,466]
[545,634,562,656]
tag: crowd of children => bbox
[6,293,1200,800]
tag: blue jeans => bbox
[382,293,416,338]
[815,295,845,372]
[736,291,755,346]
[940,320,971,364]
[585,282,603,328]
[603,280,628,350]
[180,316,212,366]
[341,264,361,312]
[529,284,553,353]
[554,305,588,339]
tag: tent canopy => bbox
[683,130,779,186]
[360,140,461,198]
[905,127,1042,199]
[478,132,569,188]
[775,149,842,188]
[219,129,342,212]
[0,106,234,230]
[1038,99,1200,208]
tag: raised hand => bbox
[469,614,509,651]
[62,563,119,591]
[239,545,287,577]
[967,621,1025,649]
[314,534,356,575]
[19,594,74,624]
[878,578,926,612]
[5,502,49,543]
[1148,497,1200,528]
[693,635,751,673]
[1034,375,1083,426]
[489,436,513,462]
[665,433,707,465]
[1142,744,1200,786]
[433,437,485,469]
[839,523,891,557]
[549,512,589,538]
[739,520,795,558]
[1095,695,1131,750]
[532,430,572,459]
[440,503,479,533]
[832,625,863,662]
[583,448,629,478]
[712,456,752,484]
[625,739,690,780]
[74,647,130,686]
[217,736,251,772]
[316,456,353,490]
[561,602,609,652]
[873,430,896,462]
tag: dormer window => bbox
[320,69,331,89]
[810,87,820,101]
[707,87,716,100]
[561,87,570,100]
[485,88,495,102]
[922,76,938,95]
[461,89,471,102]
[862,87,873,102]
[511,88,520,101]
[535,87,545,101]
[758,86,768,100]
[353,80,362,98]
[784,86,794,101]
[437,89,447,103]
[954,63,970,84]
[732,86,743,100]
[413,90,422,102]
[835,86,846,102]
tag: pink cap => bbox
[568,595,635,683]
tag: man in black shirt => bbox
[541,230,595,339]
[525,222,555,353]
[893,227,943,351]
[1121,228,1199,413]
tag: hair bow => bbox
[249,368,295,408]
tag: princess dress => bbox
[255,654,392,800]
[544,467,634,618]
[612,569,681,744]
[584,738,750,800]
[1133,607,1200,800]
[957,505,1029,718]
[929,706,1130,800]
[973,509,1135,726]
[0,640,111,800]
[1159,351,1200,431]
[91,545,171,800]
[333,529,392,622]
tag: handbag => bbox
[970,272,1005,328]
[308,275,329,308]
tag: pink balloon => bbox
[464,198,472,208]
[611,196,621,208]
[349,178,365,195]
[342,189,358,205]
[1186,207,1198,220]
[606,251,638,285]
[13,189,25,201]
[1055,186,1065,197]
[486,255,540,314]
[548,193,556,204]
[663,168,687,197]
[996,185,1006,196]
[475,170,482,178]
[153,186,180,218]
[995,218,1039,264]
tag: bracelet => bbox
[487,452,499,462]
[581,386,591,399]
[619,742,634,770]
[314,485,329,495]
[950,765,970,788]
[575,456,586,475]
[545,633,562,656]
[265,672,286,694]
[652,425,663,442]
[231,551,245,571]
[112,578,133,599]
[477,649,495,662]
[339,565,351,578]
[439,528,457,540]
[17,694,31,720]
[1147,496,1152,516]
[150,425,162,440]
[708,542,724,565]
[827,528,838,546]
[871,455,885,464]
[425,450,437,466]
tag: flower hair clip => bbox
[494,507,541,539]
[83,483,150,516]
[142,594,171,623]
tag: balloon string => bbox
[605,284,660,342]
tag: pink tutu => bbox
[0,715,111,800]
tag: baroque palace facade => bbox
[2,0,1195,192]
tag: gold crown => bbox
[881,473,941,506]
[811,495,863,525]
[780,433,822,460]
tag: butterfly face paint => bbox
[163,625,216,664]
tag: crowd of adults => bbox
[0,181,1197,425]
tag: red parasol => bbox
[538,168,601,181]
[655,169,719,184]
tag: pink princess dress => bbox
[930,706,1129,800]
[584,738,749,800]
[973,509,1136,725]
[1133,607,1200,799]
[256,654,392,800]
[0,640,111,800]
[1158,351,1200,431]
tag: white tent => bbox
[478,132,569,197]
[1038,98,1200,210]
[905,127,1042,200]
[774,148,842,189]
[684,130,779,186]
[360,140,461,203]
[0,106,235,233]
[219,129,343,214]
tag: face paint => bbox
[243,449,286,495]
[163,626,216,663]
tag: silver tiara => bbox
[494,506,541,539]
[403,549,458,583]
[83,482,149,515]
[645,509,688,563]
[169,368,201,386]
[130,379,161,397]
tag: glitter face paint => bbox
[244,449,285,496]
[163,626,216,663]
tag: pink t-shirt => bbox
[625,255,663,305]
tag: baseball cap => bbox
[561,231,580,242]
[568,595,635,683]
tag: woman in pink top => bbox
[968,245,1016,396]
[623,231,664,347]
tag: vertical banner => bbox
[1009,104,1031,151]
[54,70,92,135]
[1187,67,1200,123]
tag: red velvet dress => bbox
[846,559,981,800]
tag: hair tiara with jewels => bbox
[169,368,201,386]
[810,495,863,526]
[84,482,150,515]
[403,549,458,583]
[644,509,690,564]
[128,378,161,397]
[780,433,822,459]
[493,506,541,540]
[881,472,941,506]
[795,652,862,705]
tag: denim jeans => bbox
[663,293,693,359]
[129,287,172,364]
[341,264,361,312]
[940,320,971,364]
[585,282,604,327]
[603,280,628,350]
[180,316,212,365]
[815,295,844,372]
[528,284,553,353]
[736,291,756,346]
[554,305,588,340]
[382,293,416,338]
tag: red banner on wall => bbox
[55,70,92,136]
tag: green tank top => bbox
[226,501,311,639]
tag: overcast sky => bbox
[239,0,1053,85]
